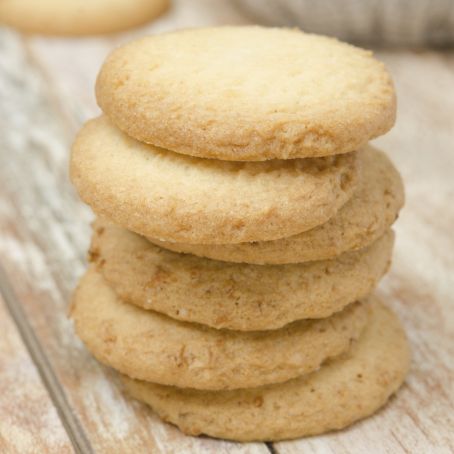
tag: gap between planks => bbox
[0,263,93,454]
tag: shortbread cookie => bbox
[122,299,410,441]
[96,26,395,160]
[70,268,369,390]
[0,0,168,36]
[71,116,360,244]
[149,147,404,264]
[90,219,393,330]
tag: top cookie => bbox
[96,26,396,160]
[0,0,168,36]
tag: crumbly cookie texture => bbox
[91,219,393,330]
[122,299,410,442]
[96,26,395,160]
[70,268,369,390]
[0,0,168,35]
[149,147,404,264]
[70,116,360,244]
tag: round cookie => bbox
[122,299,410,442]
[149,147,404,264]
[0,0,169,36]
[90,219,393,330]
[70,116,360,244]
[96,26,396,161]
[70,268,369,390]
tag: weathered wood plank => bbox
[0,290,74,454]
[0,28,267,454]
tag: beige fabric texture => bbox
[0,0,168,35]
[70,268,369,390]
[91,219,393,330]
[122,299,410,442]
[70,116,360,244]
[96,26,396,160]
[149,147,404,264]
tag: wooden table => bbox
[0,1,453,452]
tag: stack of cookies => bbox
[70,27,410,442]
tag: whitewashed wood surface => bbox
[0,1,453,453]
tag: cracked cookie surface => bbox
[90,219,393,330]
[70,268,369,390]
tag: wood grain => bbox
[0,1,453,452]
[0,290,74,454]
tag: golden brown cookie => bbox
[0,0,169,35]
[122,299,410,441]
[149,147,404,264]
[90,219,393,330]
[96,26,395,160]
[70,116,360,244]
[70,268,369,390]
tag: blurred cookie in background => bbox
[0,0,169,36]
[234,0,454,46]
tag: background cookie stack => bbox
[0,0,169,35]
[70,27,410,442]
